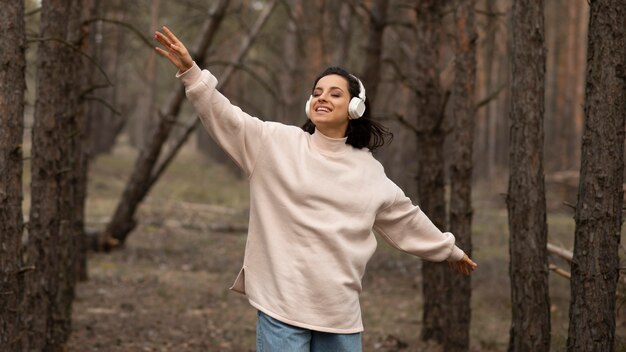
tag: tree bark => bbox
[413,0,450,346]
[360,0,388,108]
[73,0,96,283]
[277,0,304,124]
[86,0,126,156]
[506,1,550,351]
[0,0,26,349]
[24,0,86,349]
[129,0,160,149]
[446,0,476,350]
[567,1,626,350]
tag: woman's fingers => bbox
[162,26,181,45]
[154,27,192,72]
[447,256,477,276]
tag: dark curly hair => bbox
[301,66,392,151]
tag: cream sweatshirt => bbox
[177,63,465,334]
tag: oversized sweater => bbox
[177,62,465,334]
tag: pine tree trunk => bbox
[0,0,26,349]
[277,0,304,124]
[86,0,126,156]
[414,0,450,345]
[73,0,95,283]
[567,1,626,350]
[446,0,476,350]
[506,1,550,351]
[24,0,86,349]
[360,0,388,108]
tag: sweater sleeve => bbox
[176,62,266,176]
[373,181,465,262]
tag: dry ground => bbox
[61,143,625,351]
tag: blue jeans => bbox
[256,311,362,352]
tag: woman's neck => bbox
[315,124,348,139]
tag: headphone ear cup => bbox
[305,96,312,119]
[348,97,366,119]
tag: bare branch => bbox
[475,82,507,110]
[205,60,281,101]
[82,17,154,50]
[391,112,419,134]
[563,201,577,210]
[384,20,416,30]
[382,57,419,93]
[547,242,574,262]
[549,263,571,279]
[26,36,113,86]
[25,7,42,17]
[340,0,372,21]
[82,95,122,116]
[475,8,507,18]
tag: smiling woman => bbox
[154,25,477,352]
[301,66,390,151]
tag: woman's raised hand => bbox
[154,26,193,73]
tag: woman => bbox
[154,26,477,352]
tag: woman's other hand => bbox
[448,254,477,276]
[154,26,193,73]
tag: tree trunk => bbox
[567,0,626,350]
[73,0,96,283]
[332,1,353,66]
[506,1,550,351]
[86,0,126,156]
[360,0,388,108]
[446,0,476,350]
[129,0,160,149]
[24,0,86,349]
[414,0,450,345]
[0,0,26,349]
[277,0,304,124]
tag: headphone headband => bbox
[351,74,366,102]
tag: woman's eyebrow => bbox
[314,86,345,92]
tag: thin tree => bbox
[102,0,279,247]
[567,0,626,350]
[23,0,87,349]
[446,0,477,350]
[101,0,230,246]
[85,0,126,156]
[360,0,389,108]
[277,0,304,124]
[506,0,550,351]
[413,0,451,345]
[0,0,26,349]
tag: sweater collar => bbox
[311,129,349,155]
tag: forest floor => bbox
[53,142,626,352]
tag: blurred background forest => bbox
[19,0,589,189]
[2,0,625,351]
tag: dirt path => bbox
[67,212,444,351]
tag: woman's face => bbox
[309,74,351,134]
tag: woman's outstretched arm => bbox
[154,26,193,73]
[152,25,269,176]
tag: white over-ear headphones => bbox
[305,74,367,120]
